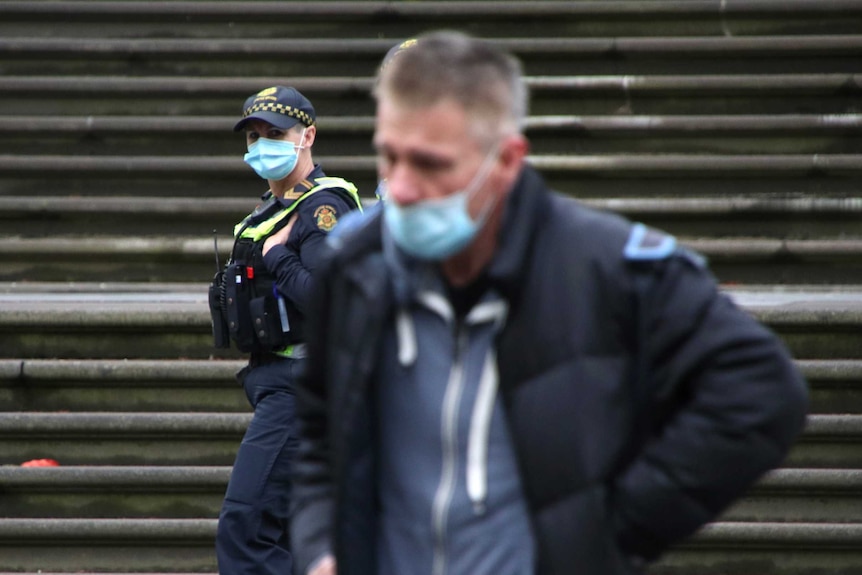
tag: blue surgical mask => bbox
[382,148,499,261]
[243,132,304,181]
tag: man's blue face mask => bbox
[243,131,305,181]
[382,147,499,261]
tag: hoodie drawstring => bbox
[467,345,499,513]
[396,308,417,367]
[464,300,508,513]
[399,293,508,514]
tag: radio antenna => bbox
[212,229,221,271]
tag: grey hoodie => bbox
[374,234,536,575]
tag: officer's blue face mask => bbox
[243,130,305,181]
[382,146,499,261]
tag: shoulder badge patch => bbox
[314,205,338,232]
[623,222,676,260]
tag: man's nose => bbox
[383,168,421,207]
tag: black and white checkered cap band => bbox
[243,102,315,126]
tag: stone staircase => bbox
[0,1,861,573]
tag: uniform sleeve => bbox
[262,191,355,316]
[610,252,809,561]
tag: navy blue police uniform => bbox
[209,86,361,575]
[216,168,358,575]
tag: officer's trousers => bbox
[217,357,302,575]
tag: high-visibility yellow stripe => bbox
[233,177,362,240]
[273,343,308,359]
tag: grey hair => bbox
[373,30,529,147]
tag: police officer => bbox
[211,85,361,575]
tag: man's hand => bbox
[308,554,337,575]
[262,213,299,256]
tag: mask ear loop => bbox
[466,143,503,224]
[295,127,308,151]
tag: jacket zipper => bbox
[431,324,468,575]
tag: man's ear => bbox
[303,125,317,147]
[498,134,529,181]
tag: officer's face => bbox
[244,120,305,147]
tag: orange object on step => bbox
[20,458,60,467]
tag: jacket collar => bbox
[485,164,550,302]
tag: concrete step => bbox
[0,465,857,523]
[0,412,249,466]
[584,196,862,239]
[798,359,862,415]
[0,412,857,468]
[530,152,862,199]
[0,516,858,574]
[2,114,860,157]
[2,0,861,40]
[0,465,229,519]
[4,153,854,181]
[685,237,862,284]
[1,34,860,78]
[4,194,862,241]
[0,286,235,359]
[3,150,861,201]
[721,468,862,524]
[0,358,248,413]
[786,415,862,469]
[651,521,862,575]
[525,113,862,156]
[731,288,862,359]
[1,286,861,360]
[1,357,858,415]
[1,73,859,118]
[0,518,216,572]
[2,233,862,284]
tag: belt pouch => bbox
[225,263,257,352]
[249,294,289,351]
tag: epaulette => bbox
[623,222,706,268]
[623,223,676,261]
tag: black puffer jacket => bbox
[291,165,809,575]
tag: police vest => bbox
[209,177,361,355]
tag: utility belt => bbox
[248,346,307,368]
[209,253,303,355]
[209,176,361,355]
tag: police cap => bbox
[233,86,316,132]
